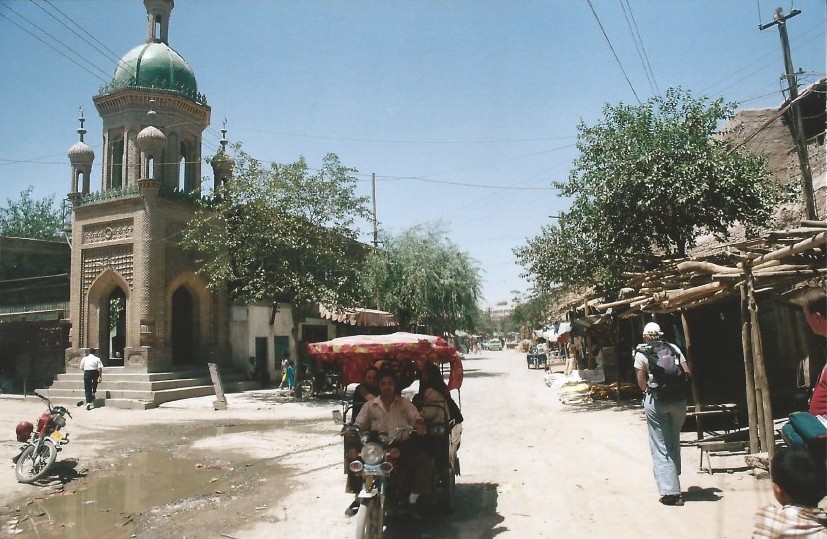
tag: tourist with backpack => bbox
[634,322,693,506]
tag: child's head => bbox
[771,447,826,507]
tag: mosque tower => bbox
[66,0,228,374]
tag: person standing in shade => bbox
[801,288,827,416]
[634,322,693,506]
[79,348,103,410]
[278,355,290,389]
[286,360,295,390]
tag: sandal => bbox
[659,494,684,506]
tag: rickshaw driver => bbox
[343,366,380,516]
[352,368,433,517]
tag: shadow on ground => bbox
[384,482,506,539]
[684,485,724,502]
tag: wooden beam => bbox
[743,231,827,267]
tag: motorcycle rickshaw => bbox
[307,332,463,536]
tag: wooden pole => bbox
[740,282,760,453]
[745,231,826,267]
[681,311,704,440]
[747,268,776,458]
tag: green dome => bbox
[108,42,202,102]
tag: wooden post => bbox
[740,283,760,453]
[681,311,704,440]
[747,269,776,458]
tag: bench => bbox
[686,403,739,440]
[697,440,749,474]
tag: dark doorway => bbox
[171,287,195,365]
[255,337,269,386]
[108,288,126,366]
[99,287,126,366]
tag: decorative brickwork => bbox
[78,246,134,345]
[83,220,134,244]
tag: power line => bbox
[31,0,131,78]
[232,125,575,145]
[621,0,659,95]
[586,0,642,104]
[373,176,556,191]
[0,8,109,84]
[702,23,823,98]
[41,0,125,65]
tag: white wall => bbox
[228,303,296,379]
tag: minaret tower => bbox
[210,122,235,190]
[67,108,95,202]
[65,0,227,374]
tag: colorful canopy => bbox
[307,332,464,390]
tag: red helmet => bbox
[16,421,33,442]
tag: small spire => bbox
[146,99,157,124]
[220,118,228,151]
[77,107,87,143]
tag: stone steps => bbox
[38,367,259,409]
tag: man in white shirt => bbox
[79,348,103,410]
[353,369,431,517]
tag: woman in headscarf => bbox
[416,363,449,425]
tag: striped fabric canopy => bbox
[307,332,464,390]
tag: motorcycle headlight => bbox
[53,415,66,428]
[360,442,385,465]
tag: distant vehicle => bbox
[526,345,547,369]
[486,339,503,351]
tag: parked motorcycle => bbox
[13,392,77,483]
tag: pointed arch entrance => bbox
[171,286,197,365]
[107,288,127,366]
[86,268,130,366]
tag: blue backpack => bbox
[638,341,690,400]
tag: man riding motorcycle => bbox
[351,368,433,518]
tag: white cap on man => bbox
[642,322,662,337]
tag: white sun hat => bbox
[642,322,662,336]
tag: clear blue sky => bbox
[1,1,824,308]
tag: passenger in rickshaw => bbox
[352,368,433,518]
[414,363,449,426]
[351,366,379,421]
[373,358,417,395]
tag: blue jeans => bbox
[644,394,686,496]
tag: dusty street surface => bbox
[1,349,779,538]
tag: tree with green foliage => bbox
[181,146,371,395]
[0,187,64,241]
[516,87,780,296]
[183,146,370,307]
[507,292,552,335]
[364,223,481,335]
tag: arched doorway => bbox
[96,286,127,366]
[107,288,126,366]
[171,286,196,365]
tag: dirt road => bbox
[0,349,776,538]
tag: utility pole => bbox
[371,172,381,310]
[371,172,378,248]
[761,8,816,220]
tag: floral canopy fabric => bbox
[307,332,464,391]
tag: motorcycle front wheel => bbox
[15,439,57,483]
[354,496,383,539]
